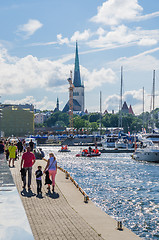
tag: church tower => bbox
[73,41,84,112]
[62,42,84,113]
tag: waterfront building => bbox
[121,101,134,115]
[1,104,34,137]
[121,101,129,114]
[129,104,134,115]
[63,41,84,113]
[34,113,46,124]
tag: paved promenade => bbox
[10,158,141,240]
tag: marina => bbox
[41,146,159,240]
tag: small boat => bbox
[132,139,159,163]
[115,139,134,149]
[76,148,101,157]
[145,133,159,144]
[58,145,71,152]
[101,135,118,148]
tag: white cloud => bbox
[88,25,159,49]
[138,38,157,46]
[17,19,43,39]
[82,67,117,91]
[91,0,143,26]
[103,88,159,115]
[4,96,56,110]
[70,30,91,42]
[90,0,159,26]
[57,34,69,44]
[0,47,117,97]
[109,47,159,71]
[30,41,57,47]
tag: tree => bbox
[102,114,110,127]
[89,113,100,123]
[109,114,118,127]
[90,122,98,132]
[74,117,86,130]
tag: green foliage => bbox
[81,114,89,120]
[90,122,98,131]
[43,107,159,133]
[89,113,100,122]
[55,121,66,127]
[45,111,69,127]
[74,117,86,130]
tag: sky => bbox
[0,0,159,115]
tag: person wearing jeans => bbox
[21,146,36,190]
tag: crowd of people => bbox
[0,138,57,196]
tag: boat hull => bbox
[132,150,159,162]
[58,150,71,152]
[76,153,101,157]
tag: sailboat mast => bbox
[99,91,102,135]
[152,70,155,112]
[119,66,123,128]
[143,87,145,130]
[152,70,155,130]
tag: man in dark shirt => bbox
[29,139,34,152]
[0,140,5,154]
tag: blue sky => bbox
[0,0,159,114]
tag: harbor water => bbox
[42,146,159,240]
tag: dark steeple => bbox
[73,41,81,87]
[57,97,59,111]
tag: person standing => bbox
[21,146,36,190]
[35,165,43,195]
[0,140,5,154]
[5,141,9,161]
[17,139,23,156]
[44,153,57,193]
[8,142,17,167]
[29,139,34,152]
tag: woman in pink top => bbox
[44,153,57,193]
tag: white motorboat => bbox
[145,133,159,144]
[115,139,134,149]
[101,135,118,148]
[132,139,159,162]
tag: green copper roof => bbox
[73,41,81,87]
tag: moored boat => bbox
[101,135,118,148]
[132,139,159,163]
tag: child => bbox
[35,166,43,195]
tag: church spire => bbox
[73,41,81,87]
[57,97,59,111]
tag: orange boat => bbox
[76,148,101,157]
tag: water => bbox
[42,146,159,240]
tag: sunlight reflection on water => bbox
[42,146,159,240]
